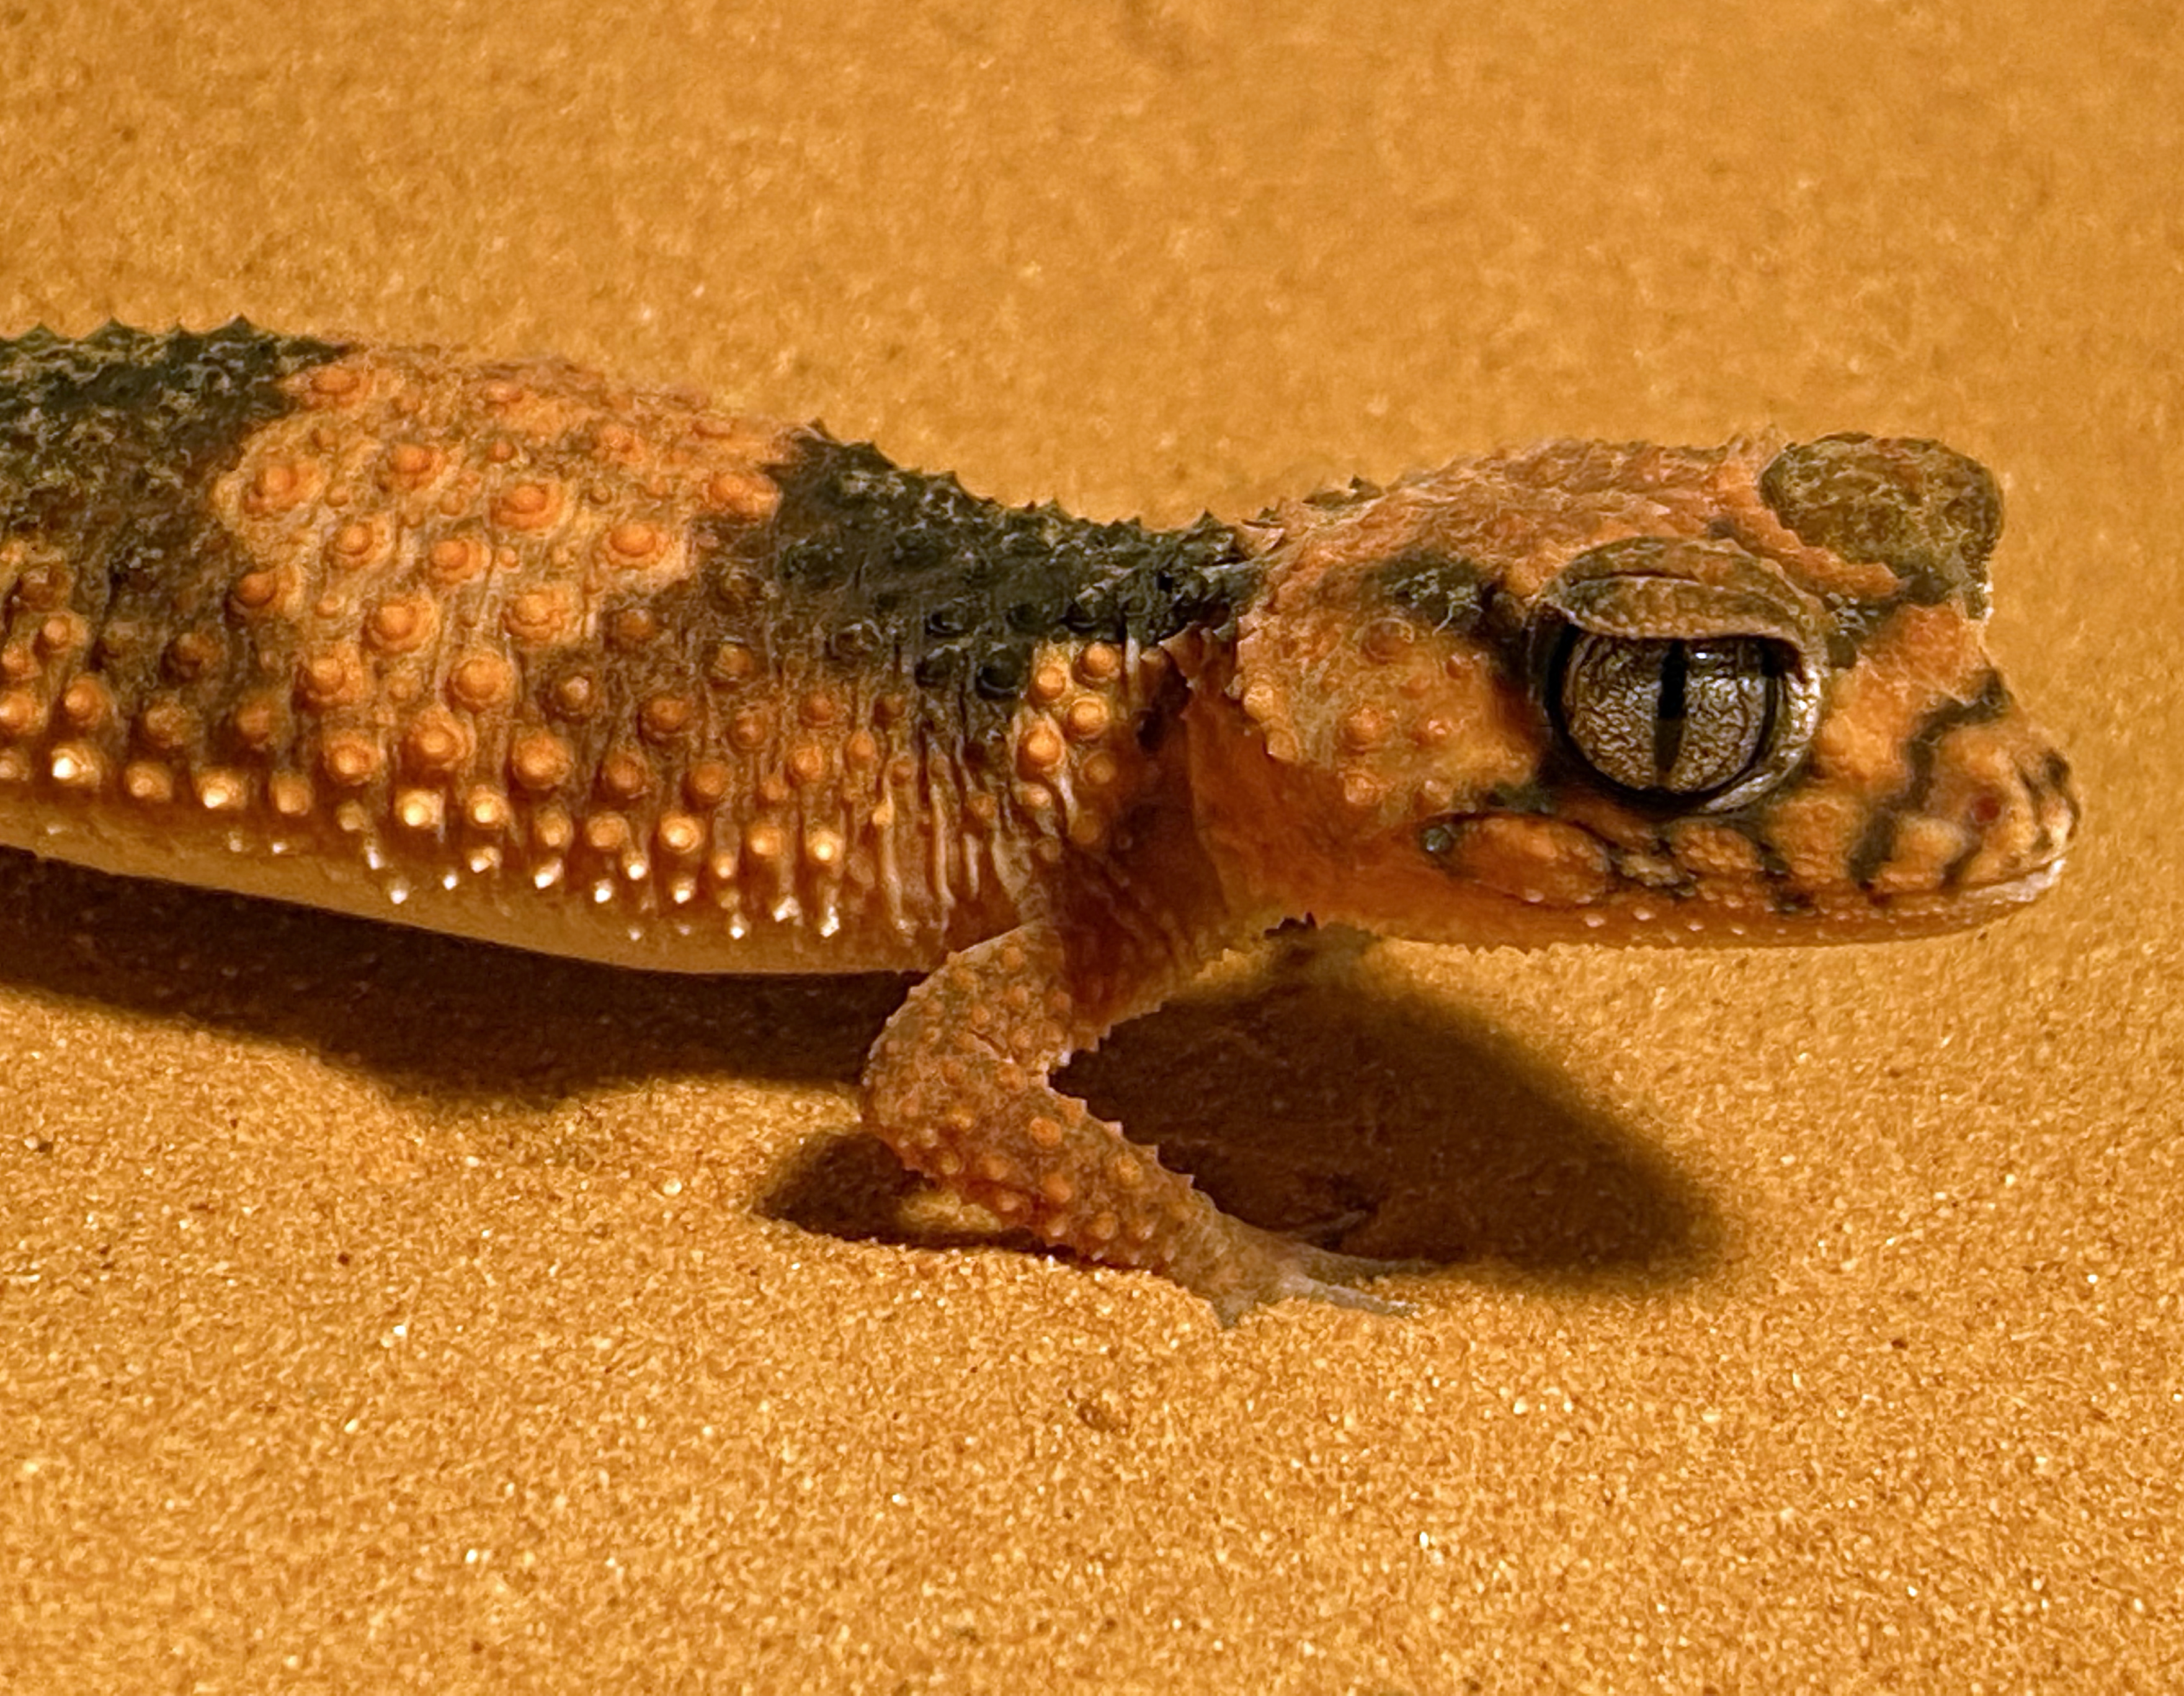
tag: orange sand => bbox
[2,4,2174,1689]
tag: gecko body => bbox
[0,323,2077,1318]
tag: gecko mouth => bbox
[1415,801,2071,933]
[1959,856,2067,908]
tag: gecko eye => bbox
[1531,538,1829,812]
[1549,630,1790,800]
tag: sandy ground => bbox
[1,3,2176,1690]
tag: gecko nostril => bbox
[1968,792,2004,828]
[2023,751,2082,849]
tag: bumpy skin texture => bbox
[0,323,2080,1321]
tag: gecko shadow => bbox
[1,849,1720,1284]
[0,848,901,1107]
[769,956,1726,1287]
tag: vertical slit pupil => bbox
[1652,640,1689,781]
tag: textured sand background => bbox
[1,3,2176,1691]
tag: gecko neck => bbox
[746,433,1264,712]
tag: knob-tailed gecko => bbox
[0,323,2077,1319]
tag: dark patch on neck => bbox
[710,434,1260,718]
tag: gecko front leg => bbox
[860,919,1411,1323]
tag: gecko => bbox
[0,321,2079,1321]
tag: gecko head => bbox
[1189,434,2079,948]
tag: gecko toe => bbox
[1200,1230,1424,1324]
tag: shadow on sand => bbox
[2,849,1721,1288]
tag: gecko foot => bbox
[1193,1225,1425,1326]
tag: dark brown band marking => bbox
[703,435,1261,726]
[0,320,347,540]
[0,320,350,723]
[1847,670,2011,890]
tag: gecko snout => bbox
[1856,714,2079,905]
[1992,745,2079,881]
